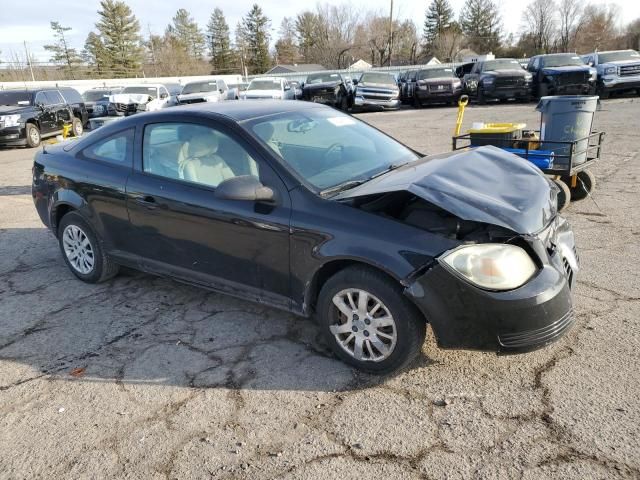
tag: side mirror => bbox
[214,175,275,203]
[160,92,168,99]
[284,85,291,91]
[352,79,359,85]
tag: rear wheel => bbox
[317,266,426,374]
[477,86,486,105]
[71,117,83,137]
[58,211,119,283]
[554,179,571,212]
[25,123,41,148]
[413,94,422,108]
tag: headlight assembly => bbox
[604,66,617,75]
[440,244,537,291]
[482,76,495,85]
[0,114,21,127]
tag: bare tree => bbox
[522,0,557,53]
[558,0,583,51]
[573,4,621,53]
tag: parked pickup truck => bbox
[0,89,83,147]
[352,72,400,111]
[413,66,463,107]
[177,79,229,104]
[108,84,177,116]
[301,72,352,111]
[463,58,532,103]
[526,53,596,97]
[581,49,640,98]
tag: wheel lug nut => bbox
[363,330,370,337]
[364,319,371,325]
[352,326,358,332]
[353,314,359,321]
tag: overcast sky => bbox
[1,0,639,62]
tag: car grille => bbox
[180,98,206,104]
[495,76,525,88]
[428,83,452,92]
[114,103,137,113]
[0,121,4,129]
[358,88,396,101]
[562,257,574,286]
[619,64,640,76]
[498,309,574,349]
[555,71,589,85]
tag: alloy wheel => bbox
[330,288,397,362]
[62,225,95,274]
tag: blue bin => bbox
[501,147,554,169]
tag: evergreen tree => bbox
[95,0,144,76]
[423,0,455,47]
[207,8,234,72]
[82,31,108,76]
[460,0,502,53]
[274,17,299,65]
[44,21,82,78]
[241,4,271,74]
[295,12,320,63]
[170,8,205,60]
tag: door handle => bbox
[135,195,157,209]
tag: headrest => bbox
[188,132,218,158]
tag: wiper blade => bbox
[320,180,365,197]
[369,162,406,180]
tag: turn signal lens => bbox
[441,244,537,290]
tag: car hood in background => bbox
[304,82,341,90]
[335,146,556,235]
[0,105,28,115]
[484,69,528,77]
[541,65,591,74]
[178,91,219,101]
[244,90,282,99]
[109,93,151,104]
[357,82,397,89]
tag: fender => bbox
[49,188,89,233]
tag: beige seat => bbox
[183,132,235,188]
[253,122,282,157]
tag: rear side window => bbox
[60,88,83,104]
[44,91,65,105]
[82,129,134,166]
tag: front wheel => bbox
[25,123,41,148]
[317,267,426,374]
[477,87,486,105]
[340,95,349,112]
[58,211,119,283]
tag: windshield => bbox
[0,91,32,106]
[359,73,396,85]
[182,82,217,94]
[121,86,158,98]
[306,73,341,84]
[417,68,455,80]
[245,108,418,191]
[599,50,640,63]
[483,59,523,71]
[83,90,111,102]
[248,80,281,91]
[543,54,585,67]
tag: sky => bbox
[1,0,639,62]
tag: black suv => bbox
[526,53,596,97]
[58,87,89,128]
[462,59,533,103]
[0,89,83,148]
[301,72,353,111]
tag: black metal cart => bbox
[451,131,605,211]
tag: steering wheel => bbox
[323,143,344,165]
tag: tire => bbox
[554,179,571,212]
[413,94,422,108]
[539,83,549,98]
[477,86,486,105]
[317,266,426,374]
[71,117,83,137]
[25,123,41,148]
[340,95,349,112]
[597,86,610,99]
[58,211,119,283]
[564,170,596,201]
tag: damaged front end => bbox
[336,146,579,353]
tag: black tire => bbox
[58,211,119,283]
[477,86,486,105]
[597,86,610,99]
[25,123,41,148]
[554,179,571,212]
[71,117,83,137]
[317,266,426,374]
[340,95,349,112]
[565,170,596,201]
[539,83,549,98]
[413,94,422,108]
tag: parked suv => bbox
[0,89,82,148]
[582,49,640,98]
[58,87,89,129]
[526,53,596,97]
[109,84,177,116]
[177,79,229,104]
[352,72,400,111]
[463,58,532,103]
[301,72,352,110]
[82,87,122,120]
[413,66,463,107]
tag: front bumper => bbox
[353,96,400,110]
[405,218,579,353]
[600,74,640,92]
[0,126,27,146]
[549,82,595,95]
[483,85,532,99]
[415,89,461,103]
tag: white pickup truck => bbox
[109,84,177,116]
[177,79,231,104]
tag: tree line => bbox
[1,0,639,82]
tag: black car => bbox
[301,72,352,111]
[463,58,533,103]
[58,87,89,129]
[32,101,579,373]
[0,89,82,148]
[82,88,122,120]
[413,67,463,107]
[400,69,418,104]
[527,53,596,97]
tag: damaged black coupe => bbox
[32,101,579,373]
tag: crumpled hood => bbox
[304,81,341,90]
[335,146,557,235]
[109,93,150,104]
[542,65,591,75]
[484,69,528,77]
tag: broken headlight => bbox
[440,244,537,290]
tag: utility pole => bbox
[23,41,35,82]
[388,0,394,67]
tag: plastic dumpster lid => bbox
[536,95,599,112]
[468,122,527,134]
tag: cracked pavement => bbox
[1,98,639,479]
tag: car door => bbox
[124,117,292,309]
[34,91,56,134]
[45,90,72,131]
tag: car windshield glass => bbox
[244,108,418,191]
[121,86,158,98]
[182,82,217,94]
[543,54,585,67]
[83,91,111,102]
[359,73,396,85]
[599,50,640,63]
[248,80,281,90]
[0,91,32,106]
[306,73,341,84]
[483,59,522,71]
[417,68,454,80]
